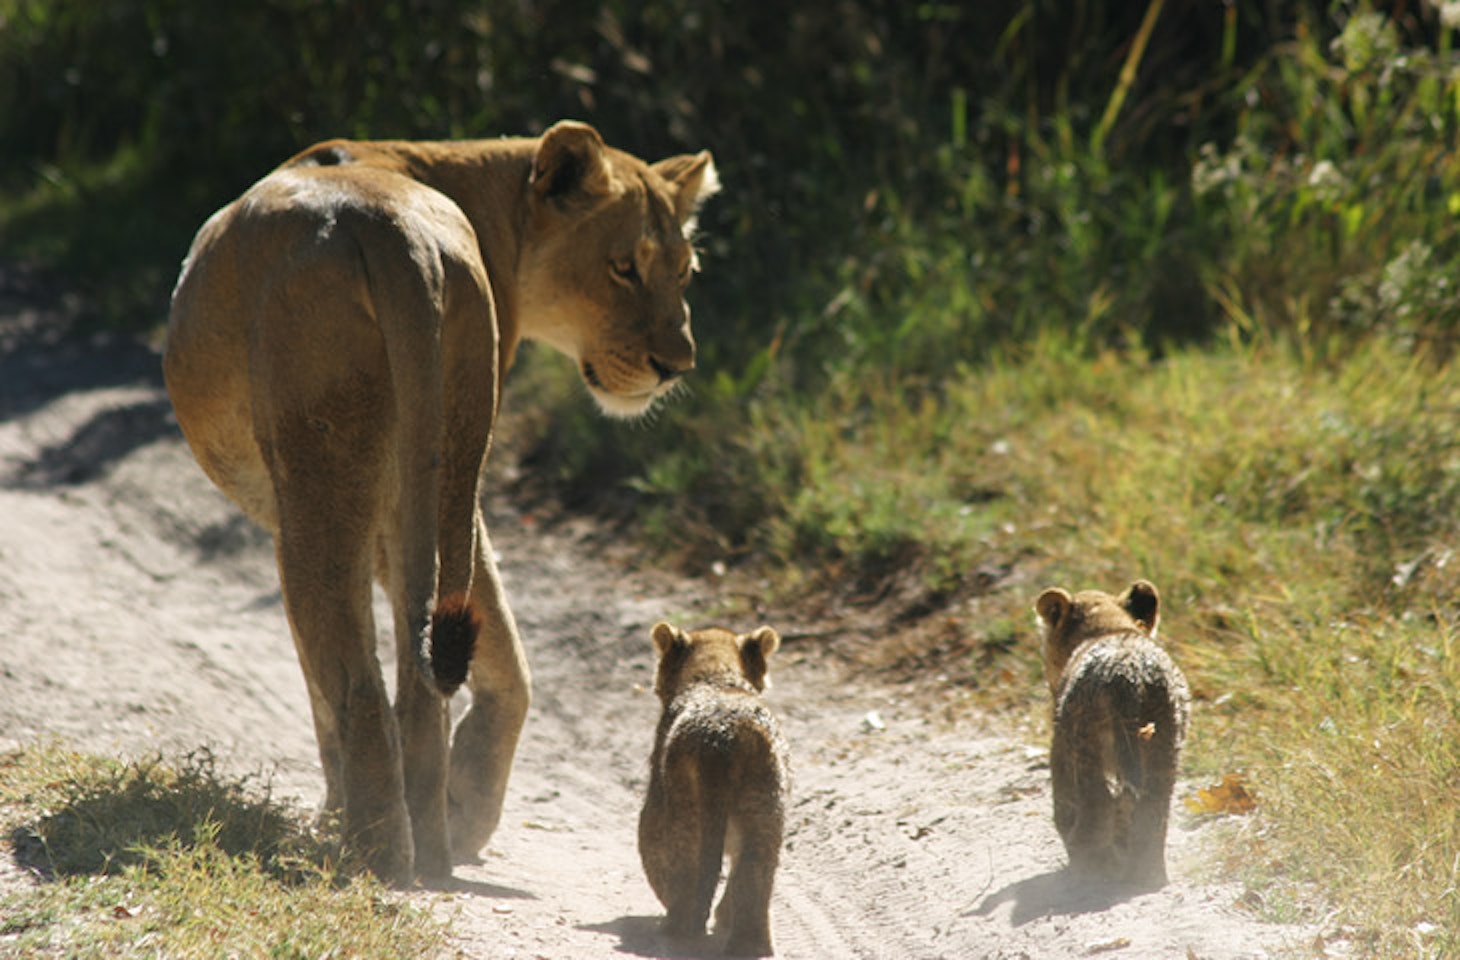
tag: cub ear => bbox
[1121,580,1160,634]
[1034,588,1073,633]
[651,151,720,229]
[738,625,780,691]
[532,120,613,203]
[651,621,689,658]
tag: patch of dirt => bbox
[0,286,1312,958]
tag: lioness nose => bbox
[649,355,689,384]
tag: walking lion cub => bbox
[1035,579,1190,888]
[639,622,791,957]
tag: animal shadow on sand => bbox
[0,311,164,421]
[425,873,535,900]
[1,395,177,489]
[579,914,723,959]
[969,865,1149,926]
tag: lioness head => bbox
[1035,580,1160,695]
[517,121,720,419]
[649,621,780,703]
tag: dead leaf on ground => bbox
[1183,772,1257,816]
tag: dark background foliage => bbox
[3,0,1406,341]
[3,0,1456,532]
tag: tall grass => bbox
[536,3,1459,566]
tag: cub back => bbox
[640,621,790,956]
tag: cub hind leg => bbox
[716,811,781,957]
[639,754,717,939]
[1123,721,1179,889]
[1051,701,1117,875]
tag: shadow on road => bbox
[579,914,724,958]
[969,865,1146,926]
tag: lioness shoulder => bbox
[1035,579,1190,888]
[638,621,790,957]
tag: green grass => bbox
[6,2,1460,955]
[532,325,1460,954]
[0,745,442,959]
[496,19,1460,945]
[718,335,1460,955]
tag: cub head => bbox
[518,120,720,419]
[649,621,780,704]
[1034,579,1160,695]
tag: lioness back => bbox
[162,121,719,884]
[639,622,789,957]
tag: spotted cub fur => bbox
[1035,579,1190,888]
[638,621,790,956]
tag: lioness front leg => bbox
[447,518,531,860]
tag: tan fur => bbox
[1035,579,1191,889]
[163,121,718,884]
[639,622,790,957]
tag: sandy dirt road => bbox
[0,290,1311,958]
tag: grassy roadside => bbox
[0,745,442,958]
[5,3,1458,956]
[494,13,1460,951]
[799,336,1460,955]
[510,325,1460,956]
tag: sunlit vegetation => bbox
[4,1,1459,954]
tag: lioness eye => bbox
[611,259,639,285]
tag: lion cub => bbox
[1035,579,1191,888]
[639,621,790,957]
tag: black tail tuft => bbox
[428,599,480,695]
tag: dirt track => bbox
[0,289,1312,958]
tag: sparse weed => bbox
[0,744,442,959]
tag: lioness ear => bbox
[1034,588,1072,634]
[651,621,687,658]
[651,151,720,228]
[1122,580,1160,635]
[532,120,613,203]
[738,625,780,691]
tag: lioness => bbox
[1034,579,1191,888]
[639,622,790,957]
[164,121,718,883]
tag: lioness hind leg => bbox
[301,678,344,819]
[252,314,414,883]
[446,519,531,861]
[275,526,413,885]
[390,598,452,880]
